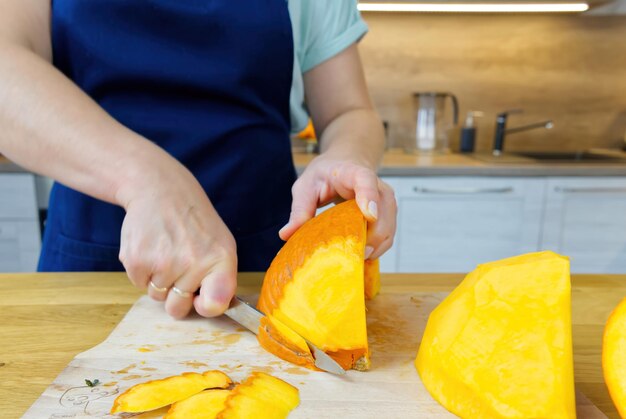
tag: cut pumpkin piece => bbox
[257,315,316,369]
[217,372,299,419]
[364,258,381,300]
[603,296,626,419]
[165,389,230,419]
[257,200,369,371]
[416,251,576,418]
[110,370,232,414]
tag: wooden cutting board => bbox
[24,293,606,418]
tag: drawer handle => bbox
[413,187,514,194]
[555,187,626,193]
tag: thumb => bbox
[194,258,237,317]
[279,178,318,241]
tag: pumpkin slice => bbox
[110,370,232,414]
[217,372,299,419]
[258,315,317,369]
[165,389,230,419]
[416,251,576,418]
[603,296,626,418]
[364,258,381,300]
[257,200,369,371]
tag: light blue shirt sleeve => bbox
[288,0,368,133]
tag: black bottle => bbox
[460,111,483,153]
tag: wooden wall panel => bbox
[358,14,626,153]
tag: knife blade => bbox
[223,296,346,376]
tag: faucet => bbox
[492,109,553,156]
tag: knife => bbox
[223,296,346,376]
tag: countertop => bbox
[293,150,626,176]
[0,273,623,418]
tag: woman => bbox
[0,0,396,319]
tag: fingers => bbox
[350,167,381,223]
[160,248,237,319]
[366,179,397,260]
[147,277,170,302]
[326,163,380,222]
[194,257,238,317]
[119,235,151,290]
[279,176,319,241]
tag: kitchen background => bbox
[2,3,626,275]
[359,13,626,152]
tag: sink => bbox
[472,150,626,164]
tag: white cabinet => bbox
[541,177,626,273]
[0,174,41,272]
[382,177,545,273]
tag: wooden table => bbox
[1,273,624,418]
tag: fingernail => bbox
[368,201,378,220]
[365,246,375,260]
[202,294,229,314]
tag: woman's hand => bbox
[279,155,397,260]
[287,43,395,258]
[117,161,237,319]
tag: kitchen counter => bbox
[294,150,626,176]
[1,273,623,418]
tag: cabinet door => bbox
[383,177,544,273]
[0,173,41,272]
[0,221,40,272]
[542,177,626,273]
[0,174,39,219]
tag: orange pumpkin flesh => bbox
[164,389,230,419]
[257,200,370,371]
[416,251,576,418]
[364,258,381,300]
[603,296,626,418]
[110,370,231,414]
[217,372,299,419]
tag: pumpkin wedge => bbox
[165,389,230,419]
[603,296,626,418]
[257,200,370,371]
[110,370,231,414]
[217,372,299,419]
[416,251,576,418]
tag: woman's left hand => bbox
[279,155,397,260]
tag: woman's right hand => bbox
[116,160,237,319]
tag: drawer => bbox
[0,174,38,219]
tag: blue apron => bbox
[39,0,296,272]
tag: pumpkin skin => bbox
[603,296,626,418]
[416,251,576,419]
[257,315,317,370]
[257,200,370,371]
